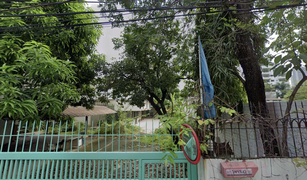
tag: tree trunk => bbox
[232,0,280,156]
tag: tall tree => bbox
[261,0,307,115]
[0,0,103,108]
[99,0,305,155]
[225,0,281,155]
[99,20,192,115]
[261,0,307,156]
[195,10,247,107]
[99,0,247,112]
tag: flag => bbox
[199,37,216,119]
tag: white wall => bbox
[109,99,151,111]
[204,158,307,180]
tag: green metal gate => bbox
[0,119,197,180]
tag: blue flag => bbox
[199,38,216,119]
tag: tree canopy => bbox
[261,0,307,114]
[0,0,104,109]
[0,39,79,122]
[99,19,193,115]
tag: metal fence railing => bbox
[0,118,179,153]
[207,101,307,159]
[0,118,198,180]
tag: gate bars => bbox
[0,119,197,180]
[0,119,178,153]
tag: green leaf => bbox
[168,155,175,165]
[300,53,307,62]
[292,41,301,47]
[274,55,282,63]
[169,150,178,159]
[285,69,292,80]
[198,120,204,125]
[273,66,284,76]
[209,119,215,125]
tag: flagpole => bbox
[198,36,204,120]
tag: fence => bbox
[207,101,307,159]
[0,119,182,153]
[0,118,197,180]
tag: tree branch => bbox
[285,76,307,116]
[232,70,245,84]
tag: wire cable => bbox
[1,3,306,36]
[0,6,223,17]
[0,1,305,18]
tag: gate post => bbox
[197,157,205,180]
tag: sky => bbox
[89,3,123,62]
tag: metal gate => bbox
[0,119,197,180]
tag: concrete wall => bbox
[203,158,307,180]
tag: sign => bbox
[226,169,252,176]
[221,161,258,178]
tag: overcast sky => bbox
[89,3,123,62]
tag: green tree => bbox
[0,0,103,108]
[275,82,289,98]
[264,81,289,98]
[261,0,307,114]
[195,10,248,107]
[99,0,248,113]
[261,0,307,156]
[0,38,79,122]
[100,20,192,115]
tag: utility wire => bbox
[1,3,306,35]
[0,0,300,6]
[0,5,225,16]
[0,1,306,17]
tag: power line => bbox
[0,1,306,18]
[1,3,306,36]
[0,0,119,4]
[0,6,222,17]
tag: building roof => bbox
[266,98,283,101]
[61,106,116,117]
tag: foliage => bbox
[262,1,307,79]
[0,39,79,122]
[265,81,290,98]
[293,158,307,169]
[0,0,104,109]
[92,109,141,135]
[99,20,192,115]
[261,1,307,105]
[284,82,307,101]
[157,94,214,164]
[275,82,290,98]
[195,10,248,105]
